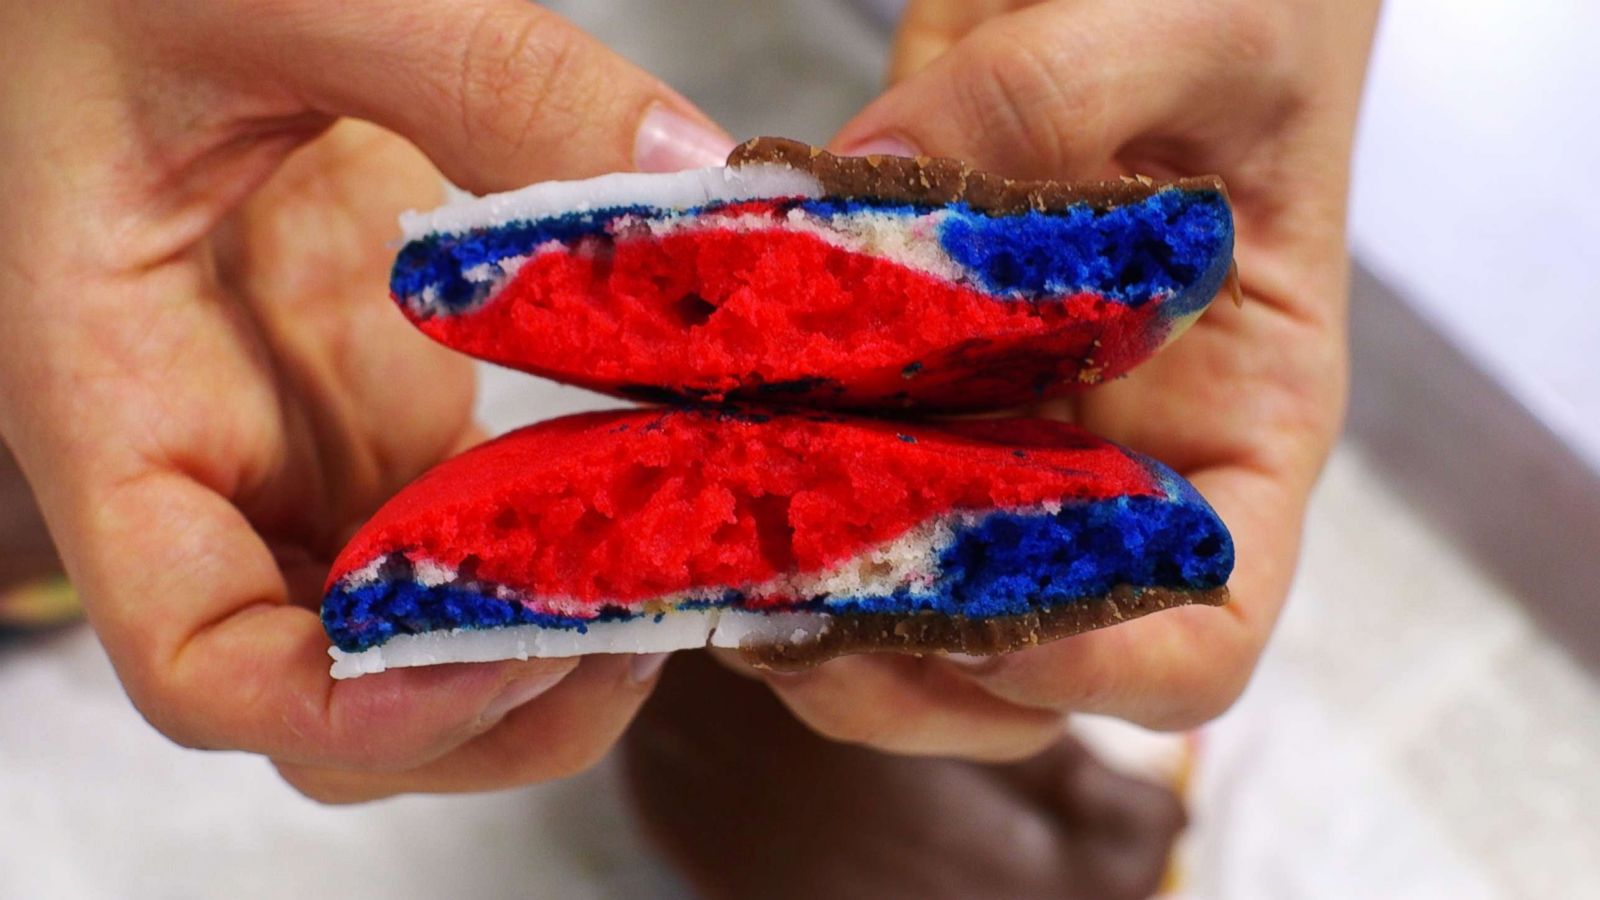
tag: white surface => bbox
[1351,0,1600,470]
[1185,445,1600,898]
[0,625,687,900]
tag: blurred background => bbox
[2,0,1596,896]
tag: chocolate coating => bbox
[728,136,1227,215]
[741,585,1230,670]
[625,652,1188,900]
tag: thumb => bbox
[834,1,1282,180]
[174,0,734,189]
[887,0,1042,84]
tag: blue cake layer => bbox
[323,492,1233,653]
[803,192,1233,311]
[826,495,1231,620]
[391,190,1233,314]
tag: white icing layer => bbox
[328,609,832,679]
[400,164,825,240]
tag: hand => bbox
[748,0,1381,759]
[0,0,732,801]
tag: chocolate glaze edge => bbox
[740,584,1230,670]
[728,136,1228,215]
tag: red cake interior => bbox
[412,229,1161,405]
[328,411,1160,604]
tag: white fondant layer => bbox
[400,164,825,240]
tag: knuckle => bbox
[1226,4,1288,69]
[955,29,1104,174]
[1193,0,1296,83]
[454,8,599,163]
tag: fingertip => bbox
[757,653,874,693]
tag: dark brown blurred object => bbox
[0,441,76,630]
[624,653,1184,900]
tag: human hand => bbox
[0,0,733,801]
[749,0,1381,759]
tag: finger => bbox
[276,653,668,802]
[888,0,1045,84]
[213,121,483,524]
[756,655,1066,762]
[59,464,594,770]
[159,0,734,189]
[834,0,1290,178]
[941,465,1301,730]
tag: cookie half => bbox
[390,138,1234,410]
[321,409,1232,678]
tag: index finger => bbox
[140,0,734,190]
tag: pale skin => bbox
[0,0,1379,800]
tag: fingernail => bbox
[945,652,1004,675]
[838,135,921,159]
[478,669,569,726]
[630,652,671,684]
[635,104,735,173]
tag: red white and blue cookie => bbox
[389,138,1236,410]
[321,409,1232,678]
